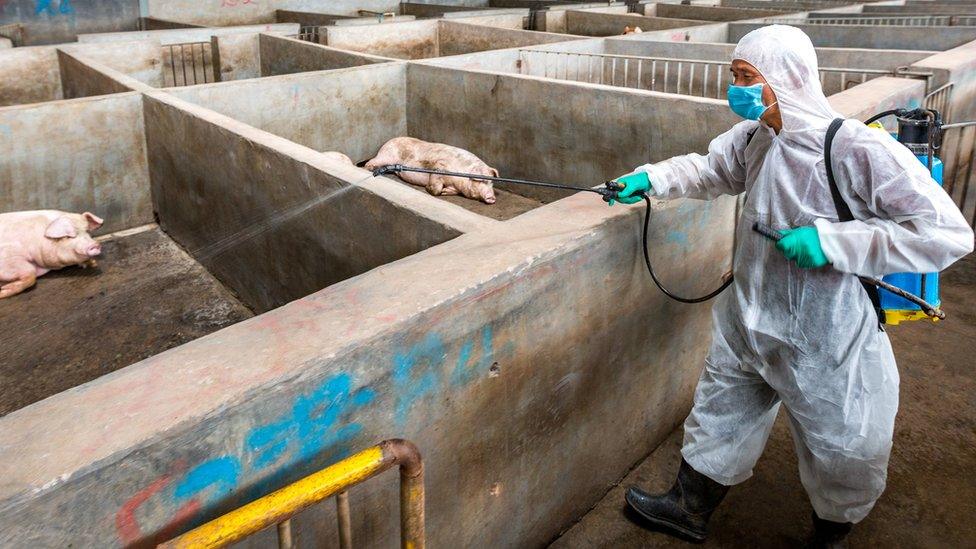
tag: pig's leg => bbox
[425,176,446,196]
[0,271,37,299]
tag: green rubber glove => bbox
[609,172,652,206]
[776,226,830,269]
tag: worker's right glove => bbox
[776,226,830,269]
[609,172,652,206]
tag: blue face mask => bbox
[727,83,774,121]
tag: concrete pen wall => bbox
[728,22,976,51]
[0,93,151,233]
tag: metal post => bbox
[336,492,353,549]
[276,520,293,549]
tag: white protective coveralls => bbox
[628,25,974,523]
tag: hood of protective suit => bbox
[732,25,840,133]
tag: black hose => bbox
[639,194,733,303]
[373,164,733,304]
[863,109,904,126]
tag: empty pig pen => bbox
[0,58,740,548]
[322,17,578,59]
[0,39,162,107]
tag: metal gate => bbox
[163,41,218,87]
[516,50,932,99]
[0,23,23,46]
[941,121,976,229]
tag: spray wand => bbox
[372,165,733,304]
[752,222,945,320]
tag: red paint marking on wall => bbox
[116,475,171,545]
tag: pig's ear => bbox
[82,212,104,231]
[45,216,77,239]
[490,168,499,178]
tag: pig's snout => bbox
[481,186,496,205]
[86,242,102,257]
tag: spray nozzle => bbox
[597,180,627,202]
[371,164,404,177]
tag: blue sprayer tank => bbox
[872,112,943,325]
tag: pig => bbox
[623,26,643,35]
[321,151,354,165]
[364,137,498,204]
[0,210,104,299]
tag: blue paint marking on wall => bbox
[174,457,241,504]
[393,333,445,426]
[452,326,494,386]
[246,372,376,470]
[666,230,689,245]
[143,326,511,526]
[34,0,72,15]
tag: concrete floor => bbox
[551,254,976,548]
[0,227,253,416]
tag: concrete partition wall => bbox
[143,93,469,312]
[166,64,407,163]
[828,76,926,121]
[406,63,741,201]
[0,93,151,233]
[912,39,976,123]
[57,51,140,99]
[78,23,300,45]
[728,22,976,50]
[326,19,439,58]
[0,137,735,549]
[259,34,392,77]
[145,0,401,25]
[61,40,166,87]
[0,46,61,106]
[437,20,582,56]
[648,3,788,21]
[0,0,140,46]
[212,33,261,82]
[324,18,569,59]
[565,11,708,36]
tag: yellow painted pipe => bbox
[160,445,387,549]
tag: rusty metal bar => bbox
[179,44,188,86]
[337,491,353,549]
[158,439,425,549]
[276,520,293,549]
[169,45,177,87]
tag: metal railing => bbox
[516,50,933,99]
[770,15,976,26]
[163,41,217,87]
[924,82,954,122]
[940,121,976,229]
[158,439,424,549]
[290,25,322,43]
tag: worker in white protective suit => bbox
[611,25,974,547]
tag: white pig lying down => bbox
[364,137,498,204]
[0,210,104,299]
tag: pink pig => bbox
[365,137,498,204]
[0,210,104,299]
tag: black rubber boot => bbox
[805,513,852,549]
[624,459,730,543]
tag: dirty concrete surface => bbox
[551,254,976,548]
[0,227,253,416]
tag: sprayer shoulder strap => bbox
[824,117,885,327]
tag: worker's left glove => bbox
[609,172,652,206]
[776,226,830,269]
